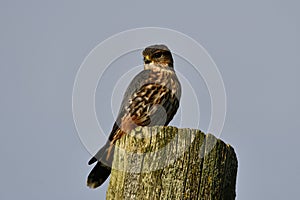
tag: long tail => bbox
[87,142,114,188]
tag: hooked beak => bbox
[144,55,151,64]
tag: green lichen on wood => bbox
[106,126,237,200]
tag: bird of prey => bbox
[87,44,181,188]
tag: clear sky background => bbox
[1,1,299,199]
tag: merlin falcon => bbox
[87,44,181,188]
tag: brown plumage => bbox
[87,44,181,188]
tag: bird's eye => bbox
[153,52,163,58]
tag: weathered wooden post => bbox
[106,126,238,200]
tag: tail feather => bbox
[87,162,111,188]
[87,142,115,188]
[88,157,98,165]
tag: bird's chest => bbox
[146,71,178,97]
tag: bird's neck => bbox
[144,62,174,72]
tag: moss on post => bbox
[106,126,238,200]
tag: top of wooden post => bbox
[107,126,238,200]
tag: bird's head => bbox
[142,44,174,70]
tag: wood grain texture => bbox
[106,126,237,200]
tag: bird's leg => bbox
[106,115,138,160]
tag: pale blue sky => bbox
[1,1,299,199]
